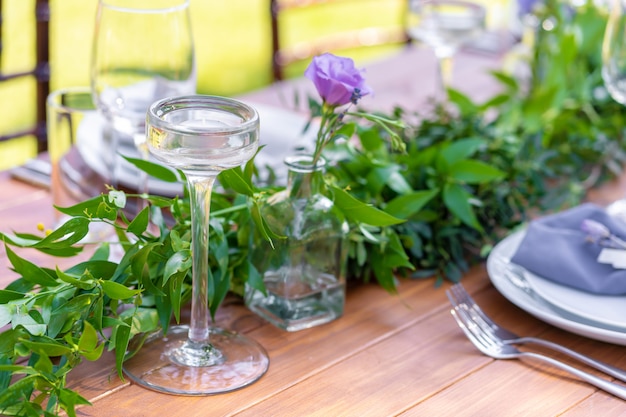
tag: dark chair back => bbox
[0,0,50,153]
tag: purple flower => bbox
[581,219,626,249]
[581,219,610,240]
[304,53,373,107]
[518,0,538,16]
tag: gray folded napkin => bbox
[510,203,626,295]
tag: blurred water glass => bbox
[406,0,486,97]
[47,87,108,225]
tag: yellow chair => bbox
[270,0,410,81]
[0,0,50,155]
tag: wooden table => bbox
[3,46,626,416]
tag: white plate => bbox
[487,230,626,345]
[76,103,316,196]
[526,260,626,330]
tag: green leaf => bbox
[122,155,179,183]
[219,167,255,196]
[168,272,185,324]
[169,230,188,252]
[100,280,141,300]
[0,305,11,328]
[0,328,27,356]
[357,125,384,151]
[18,338,72,357]
[96,201,118,221]
[65,260,118,279]
[92,297,104,333]
[163,250,192,285]
[55,195,106,218]
[80,341,105,362]
[447,88,477,114]
[442,183,483,232]
[32,353,54,381]
[90,243,110,261]
[125,307,159,336]
[58,387,92,417]
[0,365,39,375]
[54,293,96,316]
[154,294,173,334]
[250,201,284,248]
[369,251,398,294]
[358,224,380,243]
[56,267,96,290]
[12,311,47,336]
[0,290,25,304]
[4,231,84,256]
[147,195,176,208]
[114,318,132,380]
[440,138,485,166]
[479,93,511,110]
[386,230,414,268]
[4,245,58,287]
[490,70,518,90]
[386,170,413,195]
[385,189,438,219]
[30,217,90,249]
[448,160,505,184]
[130,243,166,296]
[330,186,404,226]
[208,269,228,320]
[127,206,150,236]
[365,166,394,195]
[246,263,266,295]
[78,321,98,352]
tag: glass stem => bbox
[186,173,216,344]
[105,126,120,189]
[436,55,454,99]
[135,134,150,213]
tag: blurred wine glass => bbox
[91,0,195,200]
[602,0,626,214]
[603,0,626,107]
[406,0,486,98]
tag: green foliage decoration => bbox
[2,0,626,414]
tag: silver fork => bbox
[450,302,626,400]
[447,283,626,383]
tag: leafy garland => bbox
[1,0,625,415]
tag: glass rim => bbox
[99,0,190,13]
[47,86,96,111]
[409,0,486,16]
[147,95,260,136]
[284,154,326,172]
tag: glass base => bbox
[247,285,345,332]
[122,325,269,396]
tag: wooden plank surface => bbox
[3,46,626,416]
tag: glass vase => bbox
[246,154,348,331]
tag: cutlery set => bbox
[447,283,626,400]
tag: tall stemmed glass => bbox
[406,0,486,98]
[122,95,269,395]
[91,0,195,201]
[603,0,626,107]
[603,0,626,215]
